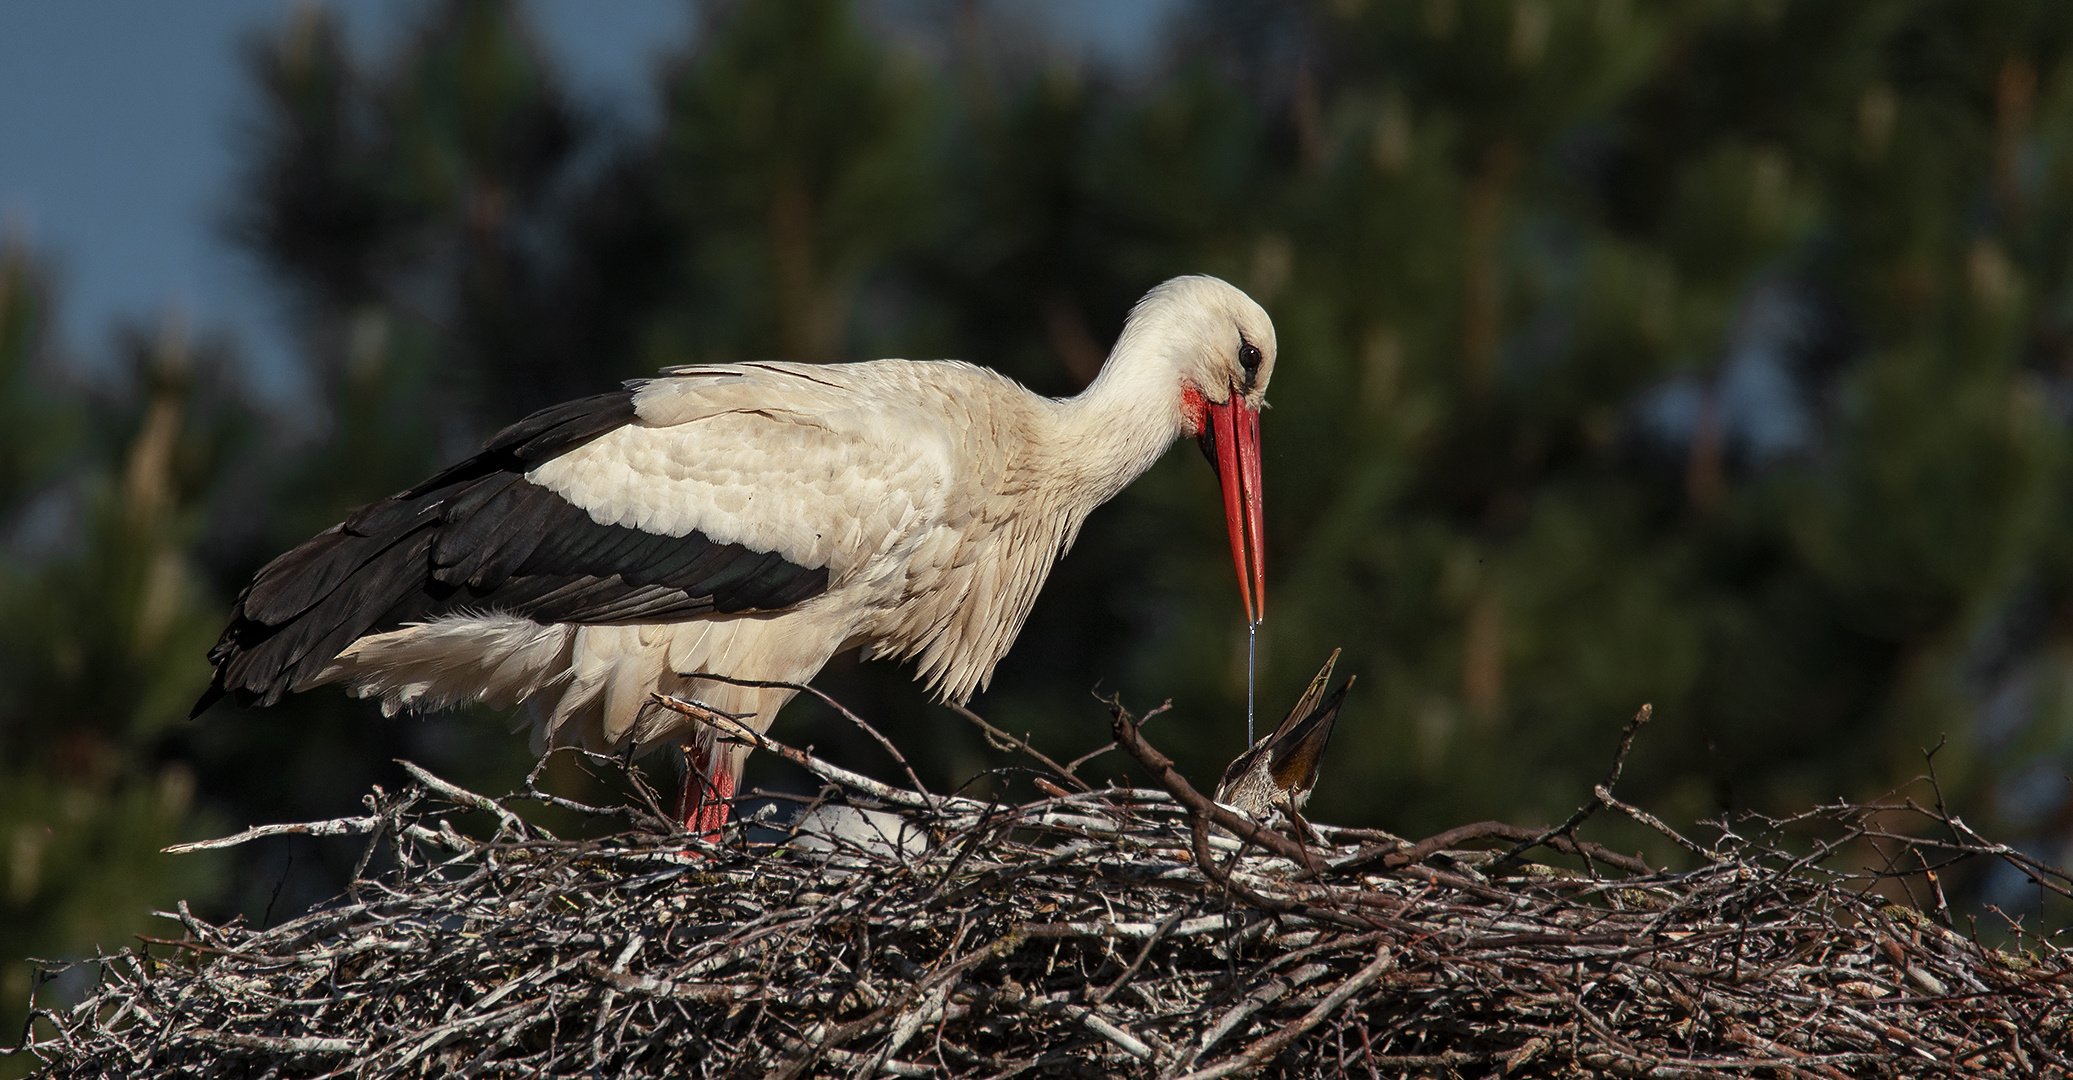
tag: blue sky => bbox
[0,1,1176,394]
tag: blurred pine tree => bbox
[0,244,229,1051]
[648,0,940,368]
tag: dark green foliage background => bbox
[3,0,2072,1048]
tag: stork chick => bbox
[195,275,1275,836]
[1216,649,1350,819]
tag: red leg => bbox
[676,742,736,840]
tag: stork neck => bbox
[1051,355,1188,510]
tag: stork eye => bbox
[1238,340,1263,373]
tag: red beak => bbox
[1200,392,1265,624]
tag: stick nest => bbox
[20,696,2073,1078]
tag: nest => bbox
[19,693,2073,1078]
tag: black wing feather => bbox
[195,388,831,715]
[432,476,550,588]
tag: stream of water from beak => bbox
[1246,620,1258,745]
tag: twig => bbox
[162,814,388,854]
[1175,946,1398,1080]
[651,693,981,815]
[945,701,1092,793]
[398,760,540,838]
[684,674,939,804]
[1068,699,1172,777]
[163,814,453,855]
[1494,703,1652,873]
[1088,909,1186,1005]
[1596,785,1723,864]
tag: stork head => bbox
[1115,275,1276,625]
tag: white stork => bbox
[195,275,1274,835]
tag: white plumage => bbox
[201,275,1277,832]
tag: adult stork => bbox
[195,275,1274,834]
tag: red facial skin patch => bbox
[1180,386,1208,435]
